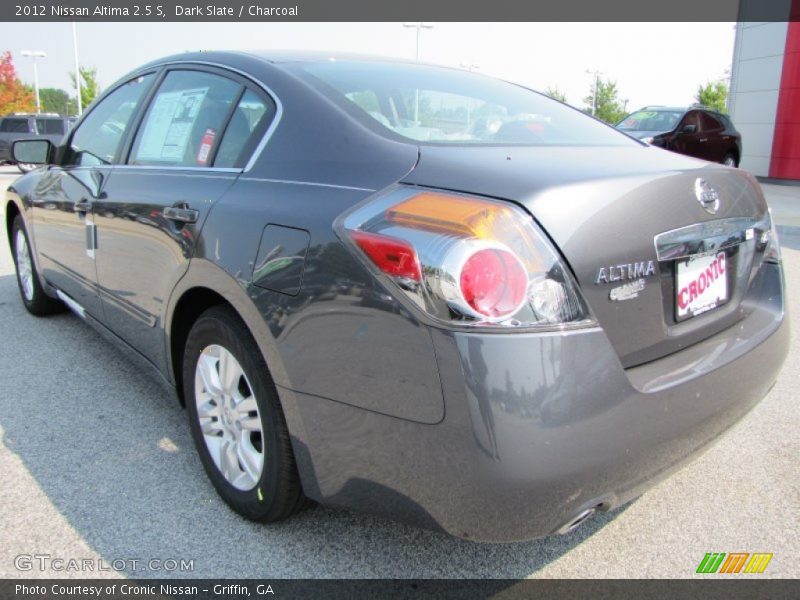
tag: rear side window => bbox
[130,70,241,167]
[68,74,154,166]
[36,118,65,135]
[214,89,274,168]
[0,118,31,133]
[699,112,723,131]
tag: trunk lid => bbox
[402,145,770,367]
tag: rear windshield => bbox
[617,110,683,132]
[293,61,636,147]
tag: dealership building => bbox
[729,11,799,181]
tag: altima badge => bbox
[595,260,656,284]
[694,178,720,215]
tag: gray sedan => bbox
[5,52,787,542]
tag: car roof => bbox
[636,106,727,116]
[144,50,457,74]
[244,50,421,65]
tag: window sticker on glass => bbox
[136,87,209,162]
[196,128,216,165]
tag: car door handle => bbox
[163,205,199,224]
[74,200,92,213]
[699,138,708,143]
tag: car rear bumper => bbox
[287,263,788,542]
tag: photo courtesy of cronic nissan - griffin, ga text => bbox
[5,52,788,542]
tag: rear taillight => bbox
[337,186,593,330]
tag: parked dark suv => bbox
[0,113,75,172]
[616,106,742,167]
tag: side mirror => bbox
[12,139,54,166]
[680,124,697,135]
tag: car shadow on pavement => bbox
[0,273,630,579]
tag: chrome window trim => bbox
[114,165,242,174]
[149,59,283,173]
[238,176,375,192]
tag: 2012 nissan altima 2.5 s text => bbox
[5,52,788,542]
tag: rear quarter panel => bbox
[195,177,444,424]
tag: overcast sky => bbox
[0,22,735,111]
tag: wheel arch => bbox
[165,259,295,409]
[166,258,316,495]
[5,199,20,248]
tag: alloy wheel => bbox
[15,229,34,301]
[194,344,264,491]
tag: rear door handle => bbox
[163,205,199,224]
[699,138,708,143]
[74,200,92,213]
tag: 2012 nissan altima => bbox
[5,52,788,542]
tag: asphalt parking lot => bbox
[0,164,798,579]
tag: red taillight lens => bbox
[340,186,591,329]
[350,230,422,282]
[460,248,528,318]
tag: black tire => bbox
[11,215,64,316]
[184,305,306,522]
[722,153,738,168]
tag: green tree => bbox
[544,87,567,103]
[0,51,35,114]
[583,78,627,124]
[696,79,728,113]
[69,66,100,109]
[39,87,78,115]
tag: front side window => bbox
[68,74,154,166]
[130,70,241,167]
[294,61,636,147]
[680,111,701,131]
[214,89,274,168]
[0,118,32,133]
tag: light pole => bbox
[21,50,46,114]
[402,22,434,61]
[585,69,602,116]
[403,22,433,123]
[72,22,82,115]
[460,63,480,128]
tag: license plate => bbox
[676,251,728,320]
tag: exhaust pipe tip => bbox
[556,507,597,535]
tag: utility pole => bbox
[403,22,433,123]
[21,50,46,113]
[72,22,82,115]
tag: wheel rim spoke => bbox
[219,350,243,395]
[194,344,264,491]
[237,432,263,485]
[196,352,223,397]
